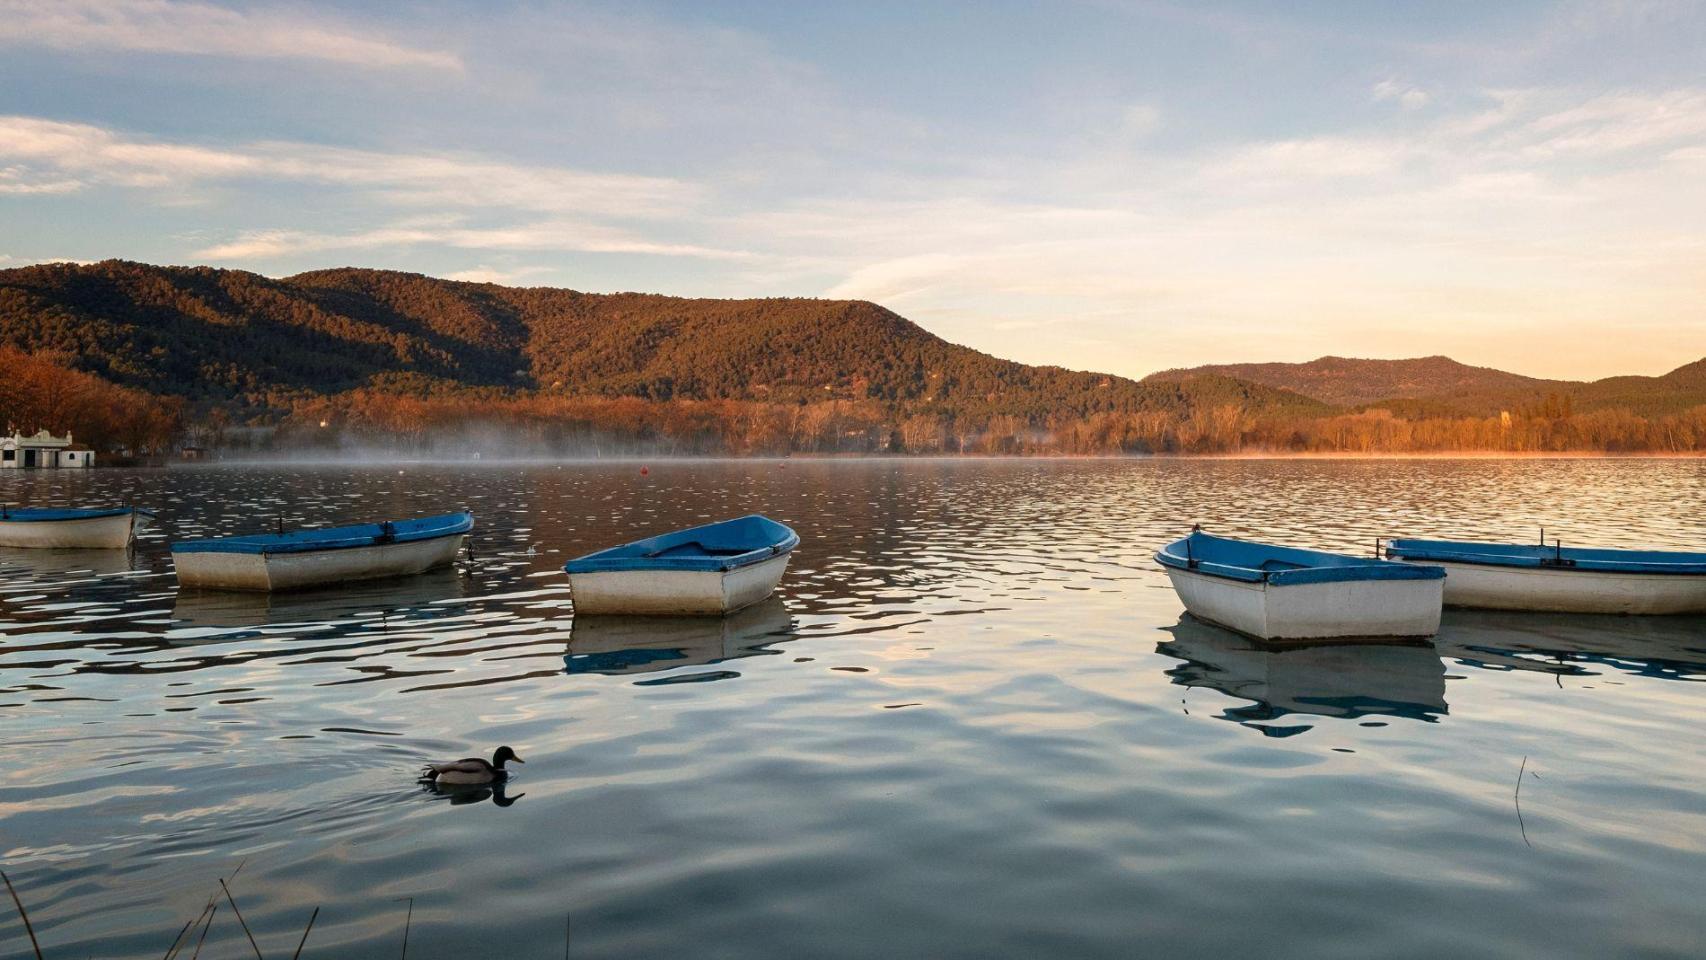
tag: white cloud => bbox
[1513,90,1706,157]
[1372,79,1430,110]
[0,164,82,194]
[0,117,255,192]
[0,116,700,217]
[195,221,754,262]
[1192,135,1409,185]
[246,143,699,217]
[442,265,558,285]
[0,0,461,71]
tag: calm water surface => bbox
[1,459,1703,958]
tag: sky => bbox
[1,0,1703,381]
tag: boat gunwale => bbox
[0,506,154,523]
[171,511,473,556]
[1386,537,1706,575]
[1157,531,1445,586]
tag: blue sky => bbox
[2,0,1703,380]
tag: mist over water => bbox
[1,460,1703,958]
[211,422,707,463]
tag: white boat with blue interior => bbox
[172,511,473,592]
[1156,528,1445,641]
[1385,535,1706,614]
[565,514,799,616]
[0,505,154,549]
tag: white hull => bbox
[569,551,791,616]
[1164,566,1443,641]
[1420,559,1706,614]
[0,512,139,549]
[174,533,465,592]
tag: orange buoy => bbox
[640,466,649,476]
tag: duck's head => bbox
[492,745,524,769]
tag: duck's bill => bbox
[512,756,525,763]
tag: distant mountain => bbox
[1572,358,1706,416]
[1145,355,1561,407]
[0,260,1323,422]
[5,260,1704,456]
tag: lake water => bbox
[1,459,1703,958]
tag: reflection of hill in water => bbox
[171,569,470,630]
[1158,615,1449,736]
[566,598,794,682]
[1436,610,1706,683]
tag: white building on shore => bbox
[1,430,95,469]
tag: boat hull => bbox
[1163,566,1444,641]
[569,551,791,616]
[0,512,140,549]
[1418,559,1706,614]
[174,532,465,592]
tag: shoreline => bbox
[61,450,1706,468]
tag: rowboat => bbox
[0,506,154,549]
[1155,529,1445,641]
[1384,536,1706,614]
[172,511,473,592]
[564,515,799,615]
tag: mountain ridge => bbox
[1145,355,1565,406]
[1148,353,1706,419]
[4,259,1705,455]
[0,259,1325,419]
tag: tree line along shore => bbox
[9,348,1706,460]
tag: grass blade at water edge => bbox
[2,869,44,960]
[221,878,265,959]
[290,907,319,960]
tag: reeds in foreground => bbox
[2,863,320,959]
[4,865,572,958]
[2,870,44,960]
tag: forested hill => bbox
[5,260,1706,456]
[0,259,1318,422]
[1147,353,1706,420]
[1145,355,1560,406]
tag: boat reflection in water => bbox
[0,545,141,582]
[1157,615,1449,736]
[1436,608,1706,684]
[171,567,470,630]
[566,596,795,683]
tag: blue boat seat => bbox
[647,541,750,559]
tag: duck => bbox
[421,745,524,785]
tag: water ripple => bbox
[0,460,1702,957]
